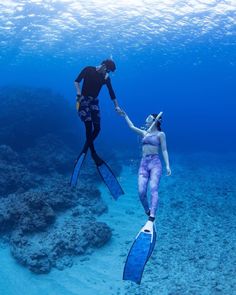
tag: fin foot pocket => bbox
[92,152,103,166]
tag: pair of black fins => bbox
[123,221,157,284]
[70,150,124,200]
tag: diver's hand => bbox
[76,94,84,101]
[76,101,80,111]
[166,166,171,176]
[76,95,83,111]
[118,109,126,116]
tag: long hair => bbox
[151,113,162,131]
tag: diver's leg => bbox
[82,122,100,153]
[84,121,96,154]
[92,122,101,140]
[70,99,93,186]
[77,96,94,154]
[138,158,150,215]
[149,156,162,218]
[81,97,101,153]
[91,97,101,142]
[90,98,103,165]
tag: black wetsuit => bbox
[75,66,116,100]
[75,66,116,162]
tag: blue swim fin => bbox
[97,160,124,200]
[70,152,86,187]
[123,221,156,284]
[70,150,124,200]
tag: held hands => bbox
[115,106,123,115]
[116,107,126,116]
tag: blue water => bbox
[1,0,236,152]
[1,45,236,151]
[0,1,236,295]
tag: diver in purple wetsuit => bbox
[122,111,171,283]
[119,111,171,225]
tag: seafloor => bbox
[0,151,235,295]
[0,87,235,295]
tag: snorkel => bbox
[146,111,163,133]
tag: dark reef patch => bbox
[20,134,76,175]
[0,145,36,196]
[0,86,79,150]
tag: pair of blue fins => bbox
[70,149,156,285]
[70,150,124,199]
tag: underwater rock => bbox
[55,255,73,271]
[0,185,62,233]
[0,145,35,196]
[10,219,112,274]
[83,221,112,247]
[10,231,52,274]
[0,179,104,233]
[20,134,76,175]
[0,86,77,150]
[0,175,110,273]
[0,192,56,233]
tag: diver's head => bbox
[145,113,162,131]
[101,59,116,73]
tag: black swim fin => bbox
[123,221,156,284]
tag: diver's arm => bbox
[106,76,116,100]
[74,74,83,111]
[146,111,163,133]
[160,132,171,176]
[74,82,83,111]
[74,67,87,96]
[105,76,122,113]
[123,114,146,136]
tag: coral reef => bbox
[0,175,110,273]
[10,218,111,274]
[0,145,35,196]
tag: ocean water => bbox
[0,1,235,295]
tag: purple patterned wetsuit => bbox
[138,134,162,217]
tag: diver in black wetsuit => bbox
[74,59,122,164]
